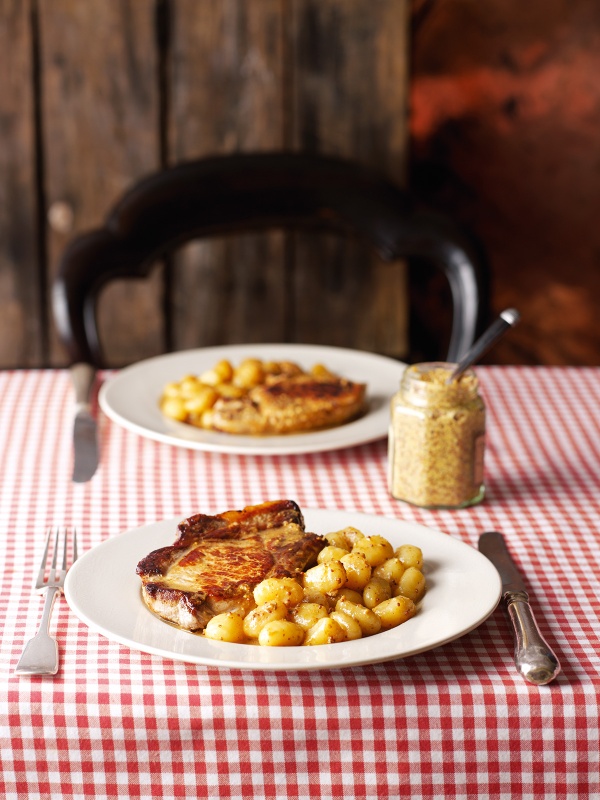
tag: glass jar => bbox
[388,362,486,509]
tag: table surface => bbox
[1,366,599,800]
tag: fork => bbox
[15,527,78,676]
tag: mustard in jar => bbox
[388,362,485,508]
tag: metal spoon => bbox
[447,308,520,383]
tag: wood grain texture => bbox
[167,0,410,358]
[39,0,162,366]
[289,0,410,357]
[0,0,412,367]
[168,0,288,350]
[0,0,42,367]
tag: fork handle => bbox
[14,587,61,676]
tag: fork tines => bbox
[36,527,78,590]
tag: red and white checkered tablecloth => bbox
[1,367,599,800]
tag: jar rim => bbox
[400,362,480,405]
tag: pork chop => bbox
[203,374,367,435]
[136,499,325,631]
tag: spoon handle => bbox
[448,308,520,383]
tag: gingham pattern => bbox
[1,367,599,800]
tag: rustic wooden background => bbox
[2,0,600,368]
[1,0,411,369]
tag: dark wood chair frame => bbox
[52,152,488,367]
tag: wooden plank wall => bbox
[0,0,409,368]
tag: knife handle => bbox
[70,362,95,408]
[505,590,561,685]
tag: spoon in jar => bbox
[446,308,521,384]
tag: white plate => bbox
[64,508,501,671]
[99,344,406,455]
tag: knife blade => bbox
[70,362,100,483]
[478,531,560,685]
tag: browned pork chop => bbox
[136,499,325,631]
[204,374,367,435]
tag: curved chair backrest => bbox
[52,152,487,367]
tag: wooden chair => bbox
[52,152,488,367]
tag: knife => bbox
[70,362,100,483]
[478,531,561,685]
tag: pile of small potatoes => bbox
[203,527,426,647]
